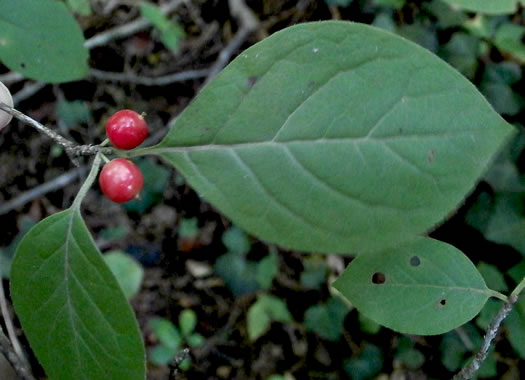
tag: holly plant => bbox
[0,3,523,380]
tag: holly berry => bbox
[0,81,13,130]
[99,158,144,203]
[106,110,148,149]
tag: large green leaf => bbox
[10,209,145,380]
[333,237,495,335]
[0,0,88,82]
[146,21,513,254]
[441,0,521,14]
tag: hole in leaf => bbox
[246,76,259,88]
[410,256,421,266]
[439,299,446,306]
[371,272,386,284]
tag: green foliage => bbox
[104,251,144,299]
[256,249,279,290]
[247,294,293,341]
[151,21,514,255]
[10,210,145,380]
[56,99,91,127]
[140,2,184,51]
[395,337,425,369]
[0,0,89,82]
[333,238,495,335]
[124,159,171,213]
[149,310,203,368]
[304,296,349,341]
[485,195,525,254]
[343,344,383,380]
[493,23,525,62]
[0,218,35,278]
[65,0,91,15]
[441,0,522,14]
[300,256,328,289]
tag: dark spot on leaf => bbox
[246,76,259,88]
[398,128,403,134]
[428,150,436,163]
[439,299,446,306]
[20,62,26,69]
[410,256,420,266]
[371,272,386,284]
[307,81,317,89]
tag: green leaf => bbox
[441,0,519,14]
[140,2,184,51]
[124,158,171,214]
[215,252,259,295]
[438,33,479,79]
[300,256,328,289]
[150,21,514,255]
[0,217,35,279]
[57,99,91,127]
[222,226,251,255]
[247,294,292,341]
[10,209,145,380]
[504,296,525,359]
[104,251,144,299]
[186,333,204,347]
[477,262,508,292]
[343,344,383,380]
[304,297,349,341]
[485,194,525,254]
[179,309,197,336]
[0,0,89,82]
[256,250,279,289]
[333,237,492,335]
[493,23,525,62]
[149,345,177,366]
[150,318,182,350]
[66,0,91,16]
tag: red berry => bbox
[99,158,144,203]
[106,110,148,149]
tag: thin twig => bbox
[89,68,210,86]
[452,295,519,380]
[84,0,185,49]
[0,330,35,380]
[0,167,87,215]
[203,0,259,85]
[0,280,35,380]
[0,102,113,158]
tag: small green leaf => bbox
[247,294,292,341]
[441,0,519,14]
[304,296,349,341]
[66,0,91,16]
[186,333,204,347]
[300,256,328,289]
[124,159,171,214]
[149,345,177,366]
[178,218,199,239]
[485,195,525,254]
[222,226,251,255]
[151,21,514,255]
[343,344,383,380]
[56,99,91,127]
[0,0,89,82]
[179,309,197,336]
[477,262,508,292]
[256,250,279,290]
[333,237,492,335]
[10,210,145,380]
[215,252,259,295]
[150,318,182,350]
[358,314,381,335]
[493,23,525,62]
[104,251,144,299]
[140,2,184,51]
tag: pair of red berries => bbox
[99,110,148,203]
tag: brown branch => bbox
[451,294,519,380]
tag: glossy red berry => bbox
[99,158,144,203]
[106,110,148,149]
